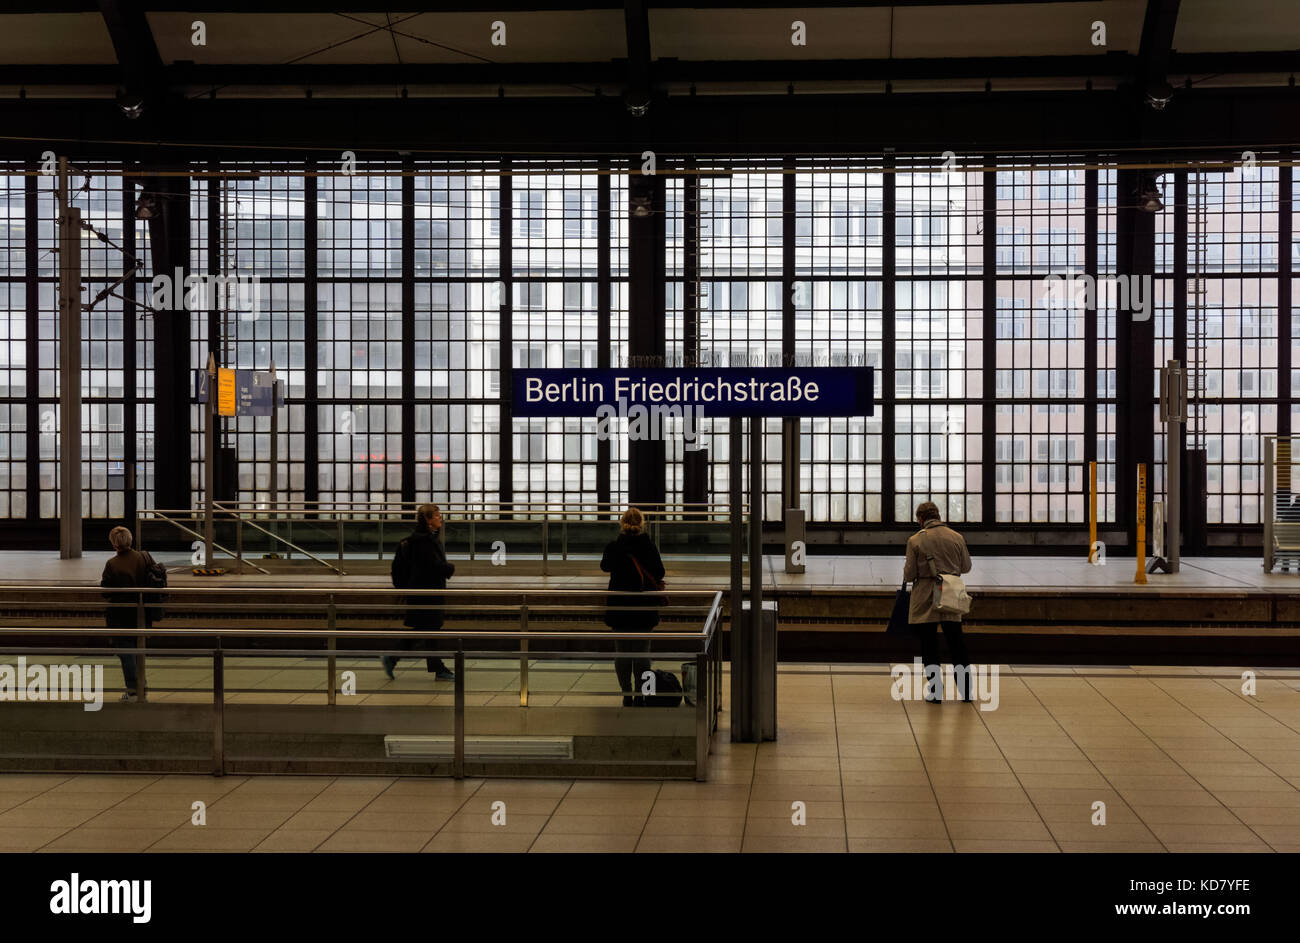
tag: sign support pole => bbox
[729,417,747,741]
[268,361,279,511]
[748,415,764,741]
[1135,463,1148,585]
[57,156,82,559]
[205,352,217,568]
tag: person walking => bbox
[100,526,151,703]
[903,501,973,703]
[384,504,455,682]
[600,507,665,707]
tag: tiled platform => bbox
[1,663,1297,853]
[1,550,1293,595]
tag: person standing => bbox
[385,504,455,681]
[101,526,150,703]
[903,501,973,703]
[600,507,665,707]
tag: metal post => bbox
[453,648,466,779]
[1135,464,1148,585]
[541,519,549,576]
[1264,436,1275,573]
[337,518,344,565]
[57,157,82,559]
[746,416,764,741]
[728,416,744,740]
[519,602,529,708]
[326,594,337,707]
[1088,461,1098,563]
[134,596,147,703]
[695,651,709,781]
[212,648,225,776]
[269,368,280,512]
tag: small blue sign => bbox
[512,367,874,418]
[194,369,285,417]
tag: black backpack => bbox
[142,550,168,622]
[646,669,683,707]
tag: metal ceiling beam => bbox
[5,51,1298,89]
[96,0,167,115]
[624,0,652,114]
[0,86,1295,157]
[26,1,1105,11]
[1136,0,1181,104]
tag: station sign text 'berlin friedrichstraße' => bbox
[512,367,874,418]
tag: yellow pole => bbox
[1088,461,1098,562]
[1135,463,1148,585]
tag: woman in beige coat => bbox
[903,501,973,703]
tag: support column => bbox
[1116,166,1157,551]
[145,173,191,513]
[881,153,897,523]
[121,174,138,525]
[682,162,708,507]
[781,160,799,515]
[627,171,666,507]
[401,159,416,504]
[24,164,39,524]
[981,155,997,525]
[596,165,612,508]
[303,164,320,508]
[498,161,514,512]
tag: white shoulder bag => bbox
[921,532,972,616]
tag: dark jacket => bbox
[601,531,665,630]
[392,527,455,629]
[101,548,151,630]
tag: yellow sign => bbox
[217,368,236,417]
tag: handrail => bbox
[0,624,716,642]
[224,513,347,575]
[141,507,267,574]
[0,589,723,779]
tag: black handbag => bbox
[886,580,912,634]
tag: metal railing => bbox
[1264,435,1300,573]
[138,500,743,575]
[0,587,724,779]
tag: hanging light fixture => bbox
[1138,174,1165,213]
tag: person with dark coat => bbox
[384,503,455,681]
[903,501,974,703]
[600,507,665,706]
[100,526,150,703]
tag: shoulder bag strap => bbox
[918,529,943,579]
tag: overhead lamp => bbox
[630,194,653,217]
[1145,80,1174,111]
[134,194,159,220]
[115,87,145,120]
[1138,174,1164,213]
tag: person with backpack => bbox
[903,501,973,703]
[100,526,164,703]
[600,507,666,706]
[384,504,455,682]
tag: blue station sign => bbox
[512,367,874,418]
